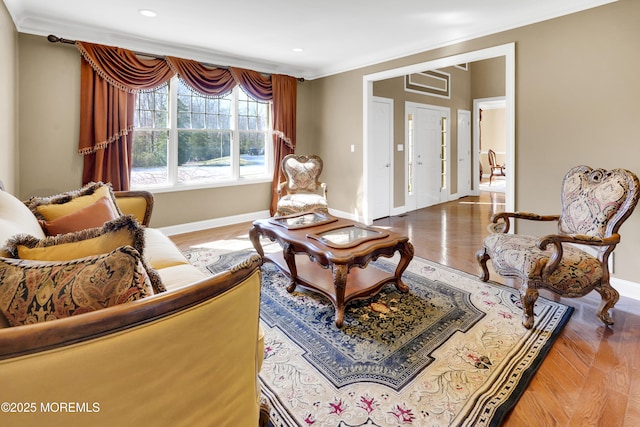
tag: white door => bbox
[371,97,393,219]
[406,103,449,211]
[457,110,471,197]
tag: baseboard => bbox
[612,277,640,301]
[156,209,640,302]
[159,208,362,236]
[158,210,270,236]
[328,208,365,223]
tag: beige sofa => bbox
[0,186,266,427]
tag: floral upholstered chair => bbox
[275,154,328,217]
[477,165,639,329]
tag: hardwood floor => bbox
[171,190,640,427]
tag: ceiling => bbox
[3,0,616,80]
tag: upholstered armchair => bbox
[477,165,639,329]
[276,154,328,216]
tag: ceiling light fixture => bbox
[293,48,304,53]
[138,9,157,17]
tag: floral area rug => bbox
[184,246,572,427]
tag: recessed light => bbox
[139,9,157,17]
[293,48,304,53]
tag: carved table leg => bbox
[394,241,414,293]
[332,264,348,328]
[249,225,264,258]
[283,242,298,293]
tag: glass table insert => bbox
[309,225,389,249]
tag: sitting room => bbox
[1,1,639,426]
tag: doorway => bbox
[363,43,515,225]
[474,97,506,193]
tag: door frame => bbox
[457,109,472,198]
[362,42,515,225]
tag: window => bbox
[132,77,272,189]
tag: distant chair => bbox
[477,165,640,329]
[488,149,506,184]
[275,154,328,217]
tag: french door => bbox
[405,103,450,211]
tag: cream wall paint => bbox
[303,0,640,282]
[480,108,506,173]
[310,73,366,219]
[18,35,83,197]
[0,2,17,193]
[470,56,506,100]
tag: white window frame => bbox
[132,76,274,193]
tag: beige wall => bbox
[5,0,640,281]
[480,108,506,173]
[0,2,17,193]
[470,56,506,100]
[302,0,640,282]
[18,35,83,197]
[14,34,271,228]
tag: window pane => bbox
[135,87,168,128]
[192,96,205,113]
[205,115,219,130]
[177,130,232,183]
[238,92,269,134]
[155,91,167,111]
[132,80,272,189]
[131,130,169,186]
[192,113,205,129]
[219,98,231,116]
[155,110,167,128]
[177,95,190,113]
[240,132,267,177]
[177,80,192,95]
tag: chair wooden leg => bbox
[476,248,491,282]
[520,285,538,329]
[595,283,619,326]
[259,396,270,427]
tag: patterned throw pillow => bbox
[0,246,153,327]
[4,216,166,293]
[23,181,123,223]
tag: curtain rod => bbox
[47,34,305,82]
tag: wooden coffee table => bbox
[249,212,414,327]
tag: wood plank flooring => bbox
[170,190,640,427]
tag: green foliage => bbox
[132,131,167,168]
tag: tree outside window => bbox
[132,77,271,188]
